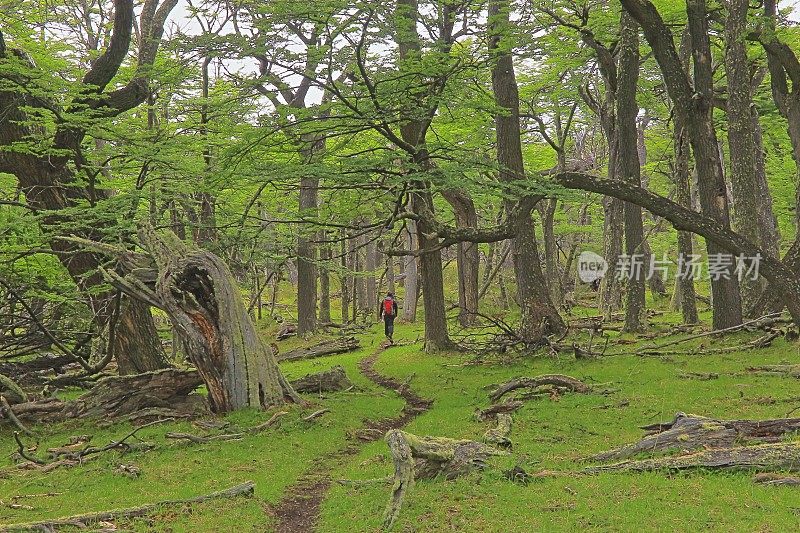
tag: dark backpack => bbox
[383,297,394,316]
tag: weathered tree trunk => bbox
[113,298,170,375]
[276,336,360,362]
[592,413,800,462]
[142,230,299,412]
[488,0,565,340]
[586,442,800,474]
[617,12,647,333]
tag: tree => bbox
[621,0,744,329]
[488,0,565,340]
[0,0,176,372]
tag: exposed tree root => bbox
[290,365,353,394]
[12,419,170,473]
[3,481,255,531]
[585,442,800,474]
[276,337,361,362]
[591,413,800,462]
[489,374,591,403]
[383,429,508,530]
[474,400,523,422]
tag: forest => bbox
[2,0,800,530]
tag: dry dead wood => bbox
[585,442,800,474]
[382,429,508,530]
[3,481,255,531]
[276,337,361,362]
[489,375,591,403]
[591,413,800,462]
[302,408,330,422]
[290,366,353,394]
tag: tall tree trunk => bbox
[725,0,771,309]
[296,174,318,334]
[340,229,351,323]
[488,0,565,340]
[442,190,479,326]
[364,234,378,315]
[402,221,419,322]
[672,29,700,324]
[617,12,647,332]
[396,0,452,350]
[541,199,564,305]
[318,236,331,323]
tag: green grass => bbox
[3,318,800,532]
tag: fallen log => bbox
[585,442,800,474]
[382,429,508,530]
[747,364,800,378]
[592,413,800,461]
[276,337,361,362]
[3,481,255,531]
[62,368,208,421]
[290,366,353,394]
[0,373,27,403]
[5,369,208,426]
[753,473,800,486]
[489,374,591,403]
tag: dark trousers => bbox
[384,315,395,338]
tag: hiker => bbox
[379,292,398,343]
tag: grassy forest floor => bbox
[2,309,800,532]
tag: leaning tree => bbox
[78,226,301,413]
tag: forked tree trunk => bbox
[143,230,299,413]
[488,0,565,340]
